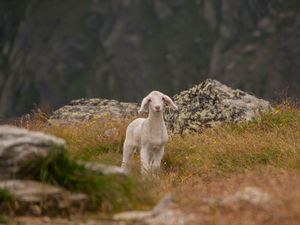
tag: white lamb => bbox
[121,91,178,175]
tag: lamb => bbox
[121,91,178,175]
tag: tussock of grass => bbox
[29,115,134,164]
[164,105,300,179]
[0,188,15,216]
[19,146,152,212]
[0,215,8,224]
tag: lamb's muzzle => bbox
[121,91,178,176]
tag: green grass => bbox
[0,188,15,218]
[18,146,151,212]
[0,214,9,224]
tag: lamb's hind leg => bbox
[140,147,151,176]
[121,140,135,173]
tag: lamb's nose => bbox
[155,106,160,111]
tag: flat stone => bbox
[0,180,88,215]
[114,195,198,225]
[77,161,126,175]
[48,98,139,125]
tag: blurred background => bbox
[0,0,299,119]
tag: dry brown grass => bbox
[18,113,136,165]
[11,103,300,224]
[173,167,300,225]
[163,104,300,179]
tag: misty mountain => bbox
[0,0,299,118]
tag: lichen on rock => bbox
[48,98,139,125]
[164,79,273,134]
[48,79,273,135]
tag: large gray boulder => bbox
[48,98,139,125]
[48,79,273,134]
[164,79,273,134]
[0,125,66,180]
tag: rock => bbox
[164,79,273,134]
[257,17,276,34]
[77,161,126,175]
[222,186,270,205]
[258,17,272,30]
[0,180,88,215]
[29,204,42,216]
[243,44,256,54]
[154,0,173,20]
[0,126,66,180]
[114,210,153,221]
[208,186,270,207]
[103,128,119,137]
[114,195,198,225]
[49,79,273,135]
[48,98,139,125]
[203,0,217,30]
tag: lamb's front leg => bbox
[152,147,164,173]
[140,147,151,176]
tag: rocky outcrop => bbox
[48,98,139,125]
[0,125,131,215]
[1,0,298,119]
[165,79,273,134]
[0,125,66,180]
[0,180,88,215]
[0,126,89,215]
[213,7,300,99]
[49,79,273,134]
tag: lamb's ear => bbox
[138,96,151,114]
[162,95,178,110]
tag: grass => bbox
[12,103,300,223]
[0,188,15,219]
[0,215,9,224]
[23,102,300,180]
[163,104,300,179]
[16,145,152,213]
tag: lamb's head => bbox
[138,91,178,114]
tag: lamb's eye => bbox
[148,99,151,102]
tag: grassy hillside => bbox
[11,102,300,224]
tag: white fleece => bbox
[121,91,178,175]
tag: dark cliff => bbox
[0,0,299,118]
